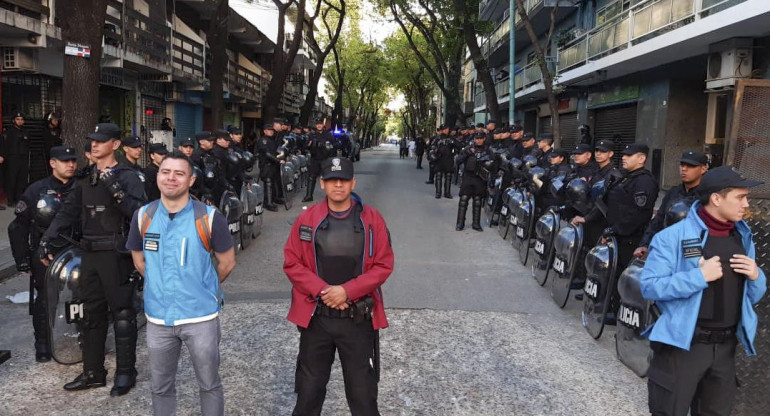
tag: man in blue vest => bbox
[641,165,766,416]
[126,150,236,415]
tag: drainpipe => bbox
[508,0,515,124]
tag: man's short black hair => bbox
[159,150,194,175]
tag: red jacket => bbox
[284,194,394,329]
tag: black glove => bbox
[17,257,31,272]
[602,227,615,239]
[38,239,53,262]
[129,270,144,290]
[100,169,126,201]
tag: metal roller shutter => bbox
[594,104,637,167]
[174,103,197,147]
[539,116,552,136]
[558,112,579,150]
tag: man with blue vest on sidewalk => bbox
[640,165,766,416]
[126,150,236,416]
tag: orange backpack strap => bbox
[192,200,213,253]
[138,200,161,239]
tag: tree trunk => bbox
[58,0,109,163]
[263,0,307,123]
[455,0,499,121]
[207,0,229,131]
[299,68,322,126]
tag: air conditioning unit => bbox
[706,38,753,90]
[1,48,37,71]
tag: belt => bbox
[314,296,374,322]
[693,326,736,344]
[80,236,117,251]
[314,303,351,318]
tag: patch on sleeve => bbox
[14,200,27,214]
[634,192,648,207]
[299,225,313,242]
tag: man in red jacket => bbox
[284,156,394,416]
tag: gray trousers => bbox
[146,318,224,416]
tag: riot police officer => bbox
[415,134,426,169]
[520,133,541,160]
[2,112,30,205]
[177,136,195,158]
[255,125,282,211]
[121,136,143,171]
[596,143,659,322]
[213,129,243,193]
[433,125,457,199]
[41,123,147,395]
[534,149,571,212]
[425,127,440,184]
[191,131,226,205]
[8,146,78,362]
[455,132,494,231]
[303,119,333,202]
[570,143,599,182]
[634,150,708,259]
[536,135,554,168]
[42,112,62,160]
[144,143,167,201]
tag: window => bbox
[596,0,631,26]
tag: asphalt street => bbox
[0,145,648,415]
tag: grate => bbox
[729,80,770,416]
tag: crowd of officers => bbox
[5,115,351,397]
[417,118,765,416]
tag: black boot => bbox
[110,309,137,397]
[425,165,435,184]
[434,172,442,198]
[471,196,483,232]
[443,174,452,199]
[302,176,316,202]
[456,195,469,231]
[264,179,278,211]
[64,370,107,391]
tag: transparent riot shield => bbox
[549,222,585,308]
[47,246,84,365]
[505,189,525,242]
[280,163,295,210]
[582,236,618,339]
[516,193,537,266]
[615,258,654,377]
[498,187,516,239]
[219,191,243,252]
[239,183,254,249]
[532,208,560,287]
[248,179,264,238]
[290,156,301,192]
[484,175,502,227]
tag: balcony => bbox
[556,0,764,83]
[0,7,56,47]
[480,0,509,21]
[121,9,172,73]
[514,61,543,91]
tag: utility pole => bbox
[508,0,515,124]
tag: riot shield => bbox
[497,187,516,239]
[504,189,525,242]
[290,156,301,191]
[297,155,308,188]
[248,179,264,238]
[280,163,295,210]
[615,258,654,377]
[581,236,618,339]
[484,174,502,227]
[219,191,243,252]
[532,208,561,286]
[239,183,254,249]
[516,194,537,265]
[549,222,585,308]
[47,246,84,365]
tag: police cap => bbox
[50,146,77,161]
[122,135,142,148]
[228,127,242,135]
[522,132,535,142]
[595,139,615,152]
[486,119,497,125]
[321,156,354,181]
[88,123,121,142]
[572,143,593,154]
[474,132,486,139]
[215,129,230,140]
[314,118,325,125]
[680,150,708,166]
[621,142,650,156]
[549,149,568,159]
[510,124,524,133]
[149,143,168,155]
[537,133,554,142]
[179,137,195,147]
[195,131,215,142]
[263,124,275,131]
[475,123,485,128]
[698,165,764,195]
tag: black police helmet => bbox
[550,175,567,198]
[590,179,606,201]
[523,155,538,170]
[35,194,63,229]
[566,178,589,204]
[508,157,523,170]
[664,200,692,227]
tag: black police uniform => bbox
[537,155,571,213]
[191,143,227,205]
[638,183,699,249]
[42,121,62,160]
[2,121,31,204]
[41,125,147,395]
[415,137,426,169]
[455,139,494,231]
[255,133,283,210]
[433,134,457,199]
[425,134,439,183]
[143,162,160,201]
[8,161,76,361]
[303,128,333,202]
